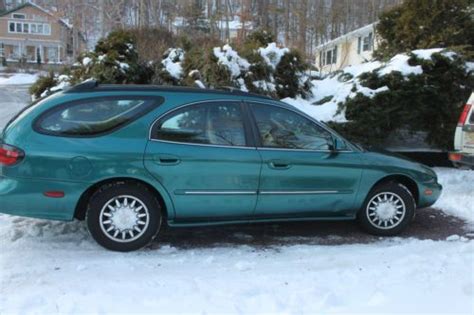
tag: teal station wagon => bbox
[0,81,442,251]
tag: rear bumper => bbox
[0,175,86,221]
[449,151,474,167]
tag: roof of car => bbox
[65,80,273,100]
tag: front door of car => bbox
[145,101,261,222]
[247,102,364,218]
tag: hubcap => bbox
[99,195,150,243]
[366,192,406,230]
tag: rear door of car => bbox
[144,100,261,222]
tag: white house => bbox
[315,23,378,75]
[171,16,253,42]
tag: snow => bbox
[259,43,289,70]
[162,48,185,79]
[433,167,474,226]
[253,80,276,92]
[0,223,472,314]
[0,73,39,85]
[412,48,444,60]
[213,44,250,78]
[283,96,345,123]
[118,62,130,71]
[466,62,474,72]
[82,57,92,66]
[194,80,206,89]
[378,54,423,76]
[0,87,473,314]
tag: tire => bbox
[86,182,162,252]
[357,182,415,236]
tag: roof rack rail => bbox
[215,86,273,99]
[65,81,273,100]
[67,79,99,92]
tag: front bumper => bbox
[0,175,87,221]
[417,180,443,209]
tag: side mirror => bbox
[334,137,347,151]
[327,137,336,151]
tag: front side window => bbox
[153,102,246,147]
[251,103,333,150]
[35,97,162,137]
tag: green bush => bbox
[274,50,311,99]
[29,71,57,99]
[73,29,153,84]
[334,52,474,150]
[375,0,474,59]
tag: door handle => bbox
[269,160,291,170]
[154,155,180,165]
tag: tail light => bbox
[0,143,24,166]
[458,104,472,126]
[448,152,462,161]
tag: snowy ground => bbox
[1,83,473,314]
[0,72,38,86]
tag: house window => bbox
[8,21,51,35]
[44,24,51,35]
[358,32,374,53]
[320,46,338,66]
[46,47,59,63]
[12,13,26,19]
[5,45,20,61]
[26,46,36,62]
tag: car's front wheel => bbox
[86,182,162,252]
[357,182,415,236]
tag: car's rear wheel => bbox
[357,182,415,236]
[86,182,162,252]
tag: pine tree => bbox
[375,0,474,59]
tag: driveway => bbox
[0,84,31,129]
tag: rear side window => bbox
[35,96,162,137]
[152,102,247,147]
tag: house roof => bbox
[315,22,377,50]
[0,1,72,30]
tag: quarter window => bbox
[154,102,246,147]
[250,103,333,150]
[35,97,162,137]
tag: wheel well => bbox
[74,178,167,221]
[371,175,419,205]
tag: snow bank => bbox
[0,216,472,314]
[0,73,39,85]
[378,54,422,76]
[434,167,474,226]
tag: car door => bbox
[145,100,261,222]
[247,102,364,218]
